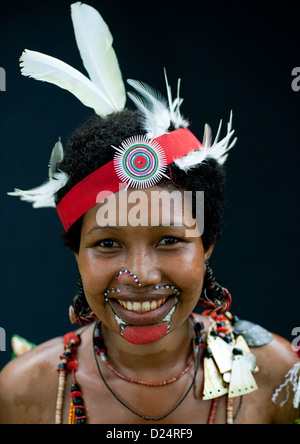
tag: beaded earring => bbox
[199,261,232,314]
[69,276,97,326]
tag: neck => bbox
[100,318,194,379]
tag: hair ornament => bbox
[8,1,237,231]
[126,70,237,168]
[19,2,126,117]
[127,70,188,139]
[113,135,168,189]
[174,112,237,172]
[8,139,68,208]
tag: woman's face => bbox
[75,185,213,344]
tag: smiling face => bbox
[75,185,213,345]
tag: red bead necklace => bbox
[105,353,194,387]
[94,320,195,387]
[56,332,86,425]
[93,318,204,422]
[103,357,194,386]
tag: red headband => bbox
[56,128,202,231]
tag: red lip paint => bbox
[122,323,168,344]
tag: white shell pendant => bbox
[228,354,258,398]
[235,335,259,373]
[203,356,228,400]
[207,335,233,374]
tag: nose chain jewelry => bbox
[103,284,181,299]
[116,269,141,286]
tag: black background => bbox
[0,0,300,370]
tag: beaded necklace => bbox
[56,312,251,424]
[92,316,203,421]
[93,319,194,387]
[56,332,86,425]
[100,344,194,387]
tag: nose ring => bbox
[116,270,142,286]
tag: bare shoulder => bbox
[0,336,64,424]
[252,333,298,375]
[251,333,300,424]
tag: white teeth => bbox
[132,302,140,312]
[117,298,167,313]
[151,300,158,310]
[142,301,151,311]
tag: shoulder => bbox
[0,335,64,424]
[232,317,299,423]
[250,333,299,424]
[252,333,298,372]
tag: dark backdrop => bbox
[0,0,299,370]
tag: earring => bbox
[199,261,232,314]
[69,275,97,326]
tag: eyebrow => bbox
[87,222,195,236]
[87,226,121,236]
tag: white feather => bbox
[19,2,126,117]
[127,79,171,138]
[163,70,188,129]
[164,69,174,122]
[8,140,68,208]
[174,111,237,171]
[48,138,64,179]
[71,2,125,111]
[127,76,188,139]
[20,50,115,116]
[8,171,68,208]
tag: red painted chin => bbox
[121,323,168,344]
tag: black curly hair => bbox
[56,109,226,253]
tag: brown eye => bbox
[97,239,119,248]
[158,236,180,246]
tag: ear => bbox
[204,243,215,262]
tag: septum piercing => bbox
[117,270,141,286]
[103,270,182,302]
[116,270,181,295]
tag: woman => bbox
[0,3,299,424]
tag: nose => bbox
[119,246,162,289]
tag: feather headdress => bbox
[8,2,237,228]
[9,2,126,208]
[127,71,237,170]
